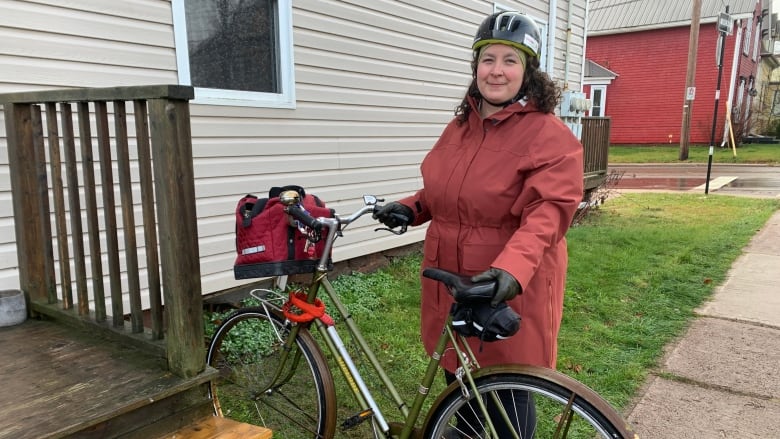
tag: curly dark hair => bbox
[454,54,561,125]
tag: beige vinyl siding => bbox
[0,0,586,302]
[0,0,179,302]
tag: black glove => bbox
[471,267,521,307]
[373,202,414,229]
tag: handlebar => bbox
[285,204,323,231]
[282,195,407,271]
[283,195,408,234]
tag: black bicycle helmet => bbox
[472,11,542,59]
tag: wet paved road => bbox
[609,164,780,198]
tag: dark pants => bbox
[445,371,536,438]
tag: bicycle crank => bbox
[341,408,374,430]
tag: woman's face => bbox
[476,44,525,111]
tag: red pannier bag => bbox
[233,185,334,279]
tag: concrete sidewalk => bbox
[625,209,780,438]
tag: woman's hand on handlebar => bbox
[373,202,412,234]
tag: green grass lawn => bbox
[608,143,780,164]
[293,193,779,419]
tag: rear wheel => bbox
[424,368,635,438]
[207,307,337,438]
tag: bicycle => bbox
[207,191,638,439]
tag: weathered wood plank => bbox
[114,100,144,333]
[61,102,90,314]
[134,99,164,340]
[156,416,273,439]
[95,101,125,327]
[148,97,204,378]
[31,105,57,304]
[581,117,610,190]
[4,103,47,302]
[46,102,74,308]
[0,319,215,439]
[78,101,107,322]
[0,84,194,104]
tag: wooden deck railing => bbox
[1,85,204,378]
[581,116,611,190]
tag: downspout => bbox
[724,20,743,142]
[563,0,574,90]
[548,0,558,76]
[581,0,590,90]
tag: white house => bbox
[0,0,588,302]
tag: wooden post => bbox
[3,103,50,303]
[148,97,204,378]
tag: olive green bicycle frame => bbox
[270,265,517,439]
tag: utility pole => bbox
[680,0,702,160]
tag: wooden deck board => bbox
[0,318,210,439]
[157,416,272,439]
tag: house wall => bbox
[587,21,759,145]
[755,58,780,135]
[0,0,586,299]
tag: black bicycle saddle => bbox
[422,267,496,303]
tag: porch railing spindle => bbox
[30,106,57,304]
[95,101,125,327]
[113,100,143,333]
[77,102,106,322]
[45,102,73,308]
[134,100,164,339]
[60,103,90,315]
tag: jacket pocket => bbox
[422,234,441,308]
[423,234,439,265]
[462,243,504,273]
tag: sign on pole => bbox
[718,12,732,34]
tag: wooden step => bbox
[156,416,272,439]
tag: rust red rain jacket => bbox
[400,96,584,371]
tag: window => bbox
[743,17,752,55]
[771,90,780,116]
[172,0,295,108]
[752,22,761,61]
[735,77,746,120]
[589,86,606,117]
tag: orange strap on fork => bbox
[283,290,335,326]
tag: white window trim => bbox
[736,78,746,117]
[171,0,296,108]
[589,85,606,117]
[752,22,761,62]
[743,17,752,56]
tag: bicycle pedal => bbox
[340,408,374,430]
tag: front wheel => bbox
[423,367,636,439]
[207,307,337,438]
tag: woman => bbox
[375,10,584,436]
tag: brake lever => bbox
[374,224,408,235]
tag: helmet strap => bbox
[482,93,525,108]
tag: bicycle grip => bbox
[285,205,322,231]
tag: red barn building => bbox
[585,0,769,145]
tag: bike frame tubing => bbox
[316,274,409,413]
[307,267,509,439]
